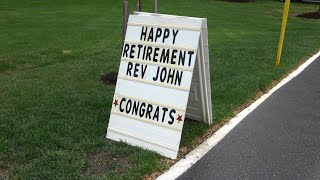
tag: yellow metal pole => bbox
[276,0,291,66]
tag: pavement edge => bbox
[156,50,320,180]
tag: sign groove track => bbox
[127,22,201,31]
[108,127,178,151]
[111,110,182,132]
[118,76,190,92]
[115,93,186,112]
[125,40,197,52]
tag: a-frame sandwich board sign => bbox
[106,12,212,159]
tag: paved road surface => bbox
[178,56,320,179]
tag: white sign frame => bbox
[107,12,212,159]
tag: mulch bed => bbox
[101,71,118,85]
[297,12,320,19]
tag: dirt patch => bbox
[86,151,110,176]
[0,168,8,179]
[83,151,129,177]
[225,0,255,3]
[0,56,13,63]
[101,71,118,86]
[62,49,72,55]
[297,12,320,19]
[145,171,163,180]
[111,156,129,174]
[0,56,8,61]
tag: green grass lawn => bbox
[0,0,319,179]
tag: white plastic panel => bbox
[107,13,207,159]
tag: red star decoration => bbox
[177,114,183,123]
[113,99,118,107]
